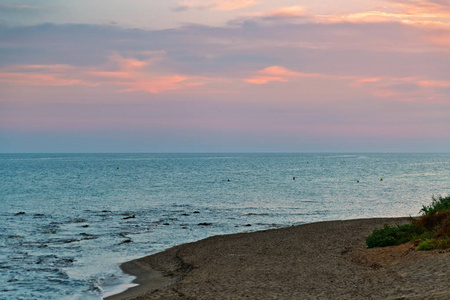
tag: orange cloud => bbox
[388,0,450,15]
[317,11,402,24]
[264,6,307,18]
[315,1,450,26]
[317,11,450,24]
[243,66,321,85]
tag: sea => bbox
[1,153,449,299]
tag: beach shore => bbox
[106,218,449,299]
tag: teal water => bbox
[1,153,449,299]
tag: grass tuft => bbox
[417,238,450,251]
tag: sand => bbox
[106,218,449,299]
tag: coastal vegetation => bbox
[366,195,450,250]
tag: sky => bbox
[0,0,449,153]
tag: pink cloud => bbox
[426,32,450,47]
[88,54,206,93]
[117,75,203,94]
[0,54,205,94]
[354,77,384,84]
[0,65,97,87]
[417,80,450,88]
[243,66,321,85]
[350,76,450,103]
[0,4,40,9]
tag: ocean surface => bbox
[1,153,449,299]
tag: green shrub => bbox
[366,223,424,248]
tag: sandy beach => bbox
[107,218,449,299]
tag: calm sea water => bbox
[1,153,449,299]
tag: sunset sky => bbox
[1,0,449,152]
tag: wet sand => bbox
[106,218,449,299]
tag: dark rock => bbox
[181,213,190,216]
[193,211,200,214]
[163,223,170,226]
[245,224,252,227]
[8,235,23,239]
[123,215,135,220]
[82,225,89,228]
[15,212,25,216]
[63,239,80,244]
[198,222,212,226]
[118,239,132,245]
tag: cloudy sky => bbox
[1,0,449,152]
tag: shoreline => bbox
[106,217,449,299]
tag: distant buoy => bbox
[117,167,119,170]
[357,180,359,183]
[293,177,295,180]
[227,179,230,182]
[380,178,383,181]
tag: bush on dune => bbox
[366,223,424,248]
[420,195,450,215]
[366,195,450,250]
